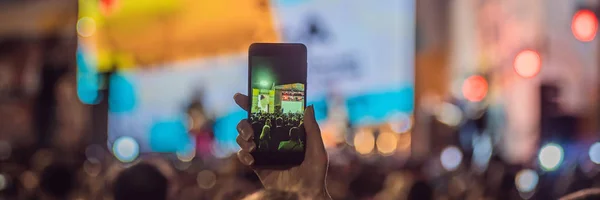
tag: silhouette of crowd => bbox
[250,112,305,151]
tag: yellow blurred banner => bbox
[79,0,280,71]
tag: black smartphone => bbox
[248,43,307,168]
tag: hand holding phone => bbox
[234,93,330,199]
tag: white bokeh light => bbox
[538,143,563,171]
[441,146,463,171]
[112,136,140,163]
[515,169,539,193]
[589,142,600,164]
[435,102,463,127]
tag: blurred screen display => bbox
[77,0,415,155]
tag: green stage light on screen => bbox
[260,80,270,88]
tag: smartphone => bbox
[248,43,307,167]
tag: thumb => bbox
[303,106,326,159]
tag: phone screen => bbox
[249,45,307,156]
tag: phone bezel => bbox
[247,43,307,168]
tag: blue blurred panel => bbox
[346,87,414,125]
[276,0,311,6]
[213,109,247,143]
[308,98,328,122]
[149,119,191,152]
[76,47,100,104]
[109,73,137,113]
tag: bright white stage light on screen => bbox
[589,142,600,164]
[441,146,463,171]
[112,136,140,163]
[538,143,563,171]
[515,169,539,193]
[260,80,269,87]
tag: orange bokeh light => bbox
[514,50,541,78]
[462,75,488,102]
[572,9,598,42]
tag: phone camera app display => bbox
[251,56,306,152]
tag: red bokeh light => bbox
[572,9,598,42]
[462,75,488,102]
[514,50,541,78]
[100,0,117,16]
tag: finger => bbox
[236,135,256,152]
[234,93,250,111]
[236,119,253,141]
[302,105,327,161]
[237,150,254,166]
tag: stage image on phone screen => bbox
[250,56,306,152]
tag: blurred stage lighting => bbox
[572,9,598,42]
[112,136,140,163]
[376,131,398,155]
[388,112,412,134]
[462,75,488,102]
[538,143,563,171]
[441,146,463,171]
[514,50,541,78]
[435,102,463,127]
[176,146,196,162]
[588,142,600,164]
[472,134,492,172]
[354,130,375,155]
[260,80,270,88]
[515,169,539,193]
[76,17,96,37]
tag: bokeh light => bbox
[514,50,541,78]
[472,134,492,172]
[435,102,463,127]
[176,147,196,162]
[515,169,539,193]
[538,143,564,171]
[572,9,598,42]
[112,136,140,163]
[396,133,411,152]
[588,142,600,164]
[462,75,488,102]
[196,170,217,189]
[20,171,38,190]
[441,146,463,171]
[76,17,97,37]
[376,131,398,155]
[83,159,102,177]
[354,130,375,155]
[388,112,412,134]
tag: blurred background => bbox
[1,0,600,199]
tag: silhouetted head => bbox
[113,163,168,200]
[276,117,283,126]
[407,180,433,200]
[39,163,75,199]
[289,127,301,141]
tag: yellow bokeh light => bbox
[77,17,97,37]
[376,132,398,155]
[196,170,217,189]
[397,133,411,151]
[354,130,375,155]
